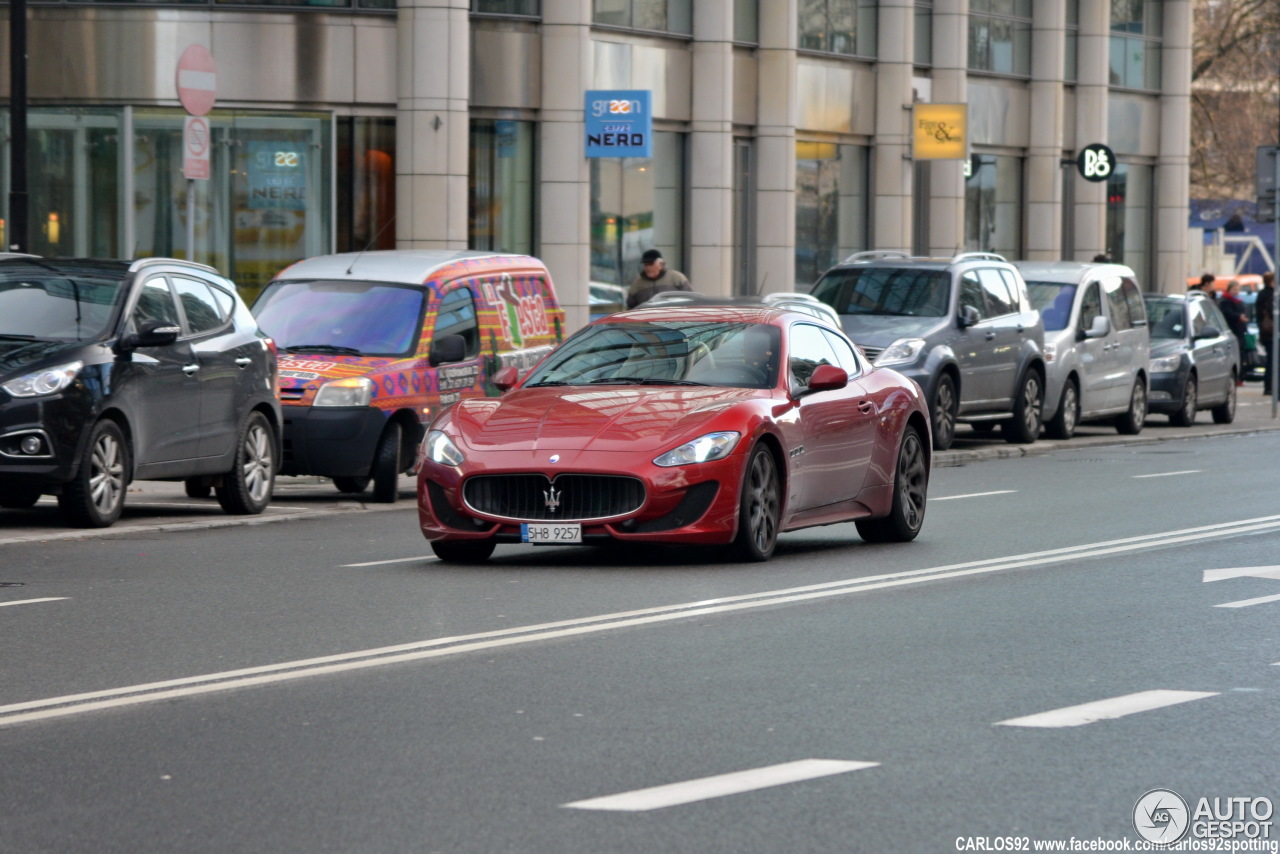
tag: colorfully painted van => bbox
[252,250,564,502]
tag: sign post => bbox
[175,45,217,261]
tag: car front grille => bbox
[463,474,645,521]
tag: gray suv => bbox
[810,251,1046,450]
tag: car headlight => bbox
[1148,355,1182,373]
[313,376,374,407]
[1,361,83,398]
[424,430,465,466]
[653,431,740,467]
[874,338,927,367]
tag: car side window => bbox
[998,269,1030,312]
[433,285,480,357]
[1100,277,1133,331]
[172,276,230,336]
[788,323,839,390]
[959,272,987,320]
[129,277,182,332]
[1202,299,1230,336]
[1121,278,1147,326]
[1188,300,1209,338]
[1079,283,1103,329]
[820,328,862,378]
[978,269,1016,317]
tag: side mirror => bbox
[805,364,848,393]
[1083,315,1111,339]
[492,366,520,391]
[119,320,181,351]
[429,333,468,367]
[958,305,981,329]
[1195,325,1221,341]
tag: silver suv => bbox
[810,251,1046,450]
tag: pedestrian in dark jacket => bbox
[1258,272,1276,393]
[1220,280,1250,386]
[626,249,691,308]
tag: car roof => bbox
[1014,260,1137,284]
[273,249,544,285]
[0,256,222,278]
[827,250,1015,273]
[606,304,799,326]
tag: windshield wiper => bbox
[524,380,574,387]
[0,333,39,341]
[585,377,707,386]
[285,344,364,356]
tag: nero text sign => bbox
[585,90,652,158]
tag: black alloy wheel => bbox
[732,445,781,562]
[59,419,128,528]
[931,375,958,451]
[856,425,928,543]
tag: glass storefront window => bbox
[589,131,686,288]
[795,141,869,289]
[968,0,1031,76]
[915,0,933,66]
[799,0,876,57]
[593,0,691,35]
[1106,163,1152,285]
[469,119,535,255]
[964,153,1023,259]
[337,117,396,254]
[734,0,758,43]
[1110,0,1161,90]
[473,0,538,14]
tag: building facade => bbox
[0,0,1191,331]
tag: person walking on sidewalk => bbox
[1220,280,1250,386]
[626,249,691,308]
[1258,271,1276,394]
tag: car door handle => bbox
[985,331,997,340]
[182,364,200,376]
[235,357,252,368]
[858,400,875,414]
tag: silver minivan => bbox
[1015,261,1150,439]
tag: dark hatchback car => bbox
[0,255,281,527]
[1142,291,1239,426]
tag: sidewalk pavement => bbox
[3,385,1279,545]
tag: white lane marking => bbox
[1216,593,1280,608]
[0,598,67,608]
[562,760,878,812]
[931,490,1017,501]
[6,515,1280,727]
[343,555,438,567]
[1133,470,1201,479]
[996,690,1219,728]
[1203,566,1280,608]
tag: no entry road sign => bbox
[176,45,217,117]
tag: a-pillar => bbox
[928,0,967,256]
[754,0,797,294]
[540,0,593,332]
[1073,0,1109,260]
[873,0,914,254]
[689,0,735,296]
[1155,0,1192,293]
[1026,0,1066,260]
[395,0,470,248]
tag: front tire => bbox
[1115,378,1147,435]
[1170,374,1197,426]
[931,374,958,451]
[1045,378,1079,440]
[1004,369,1043,444]
[732,445,781,562]
[1212,371,1237,423]
[215,411,275,515]
[431,538,496,563]
[370,422,403,504]
[856,425,928,543]
[58,419,128,528]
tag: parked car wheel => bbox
[1170,374,1198,426]
[1004,369,1043,444]
[58,419,128,528]
[856,425,928,543]
[0,487,42,509]
[1114,378,1147,435]
[1045,378,1079,440]
[333,476,370,494]
[184,478,212,499]
[430,538,497,563]
[370,422,403,504]
[931,375,958,451]
[215,411,275,515]
[733,445,781,562]
[1212,372,1237,424]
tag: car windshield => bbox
[252,280,425,356]
[1144,297,1186,339]
[810,267,950,317]
[523,320,782,389]
[1025,282,1078,331]
[0,263,125,341]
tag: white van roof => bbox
[274,250,544,286]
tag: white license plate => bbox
[520,523,582,544]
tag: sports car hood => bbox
[451,386,760,453]
[839,315,949,349]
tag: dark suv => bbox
[0,255,281,527]
[810,251,1047,450]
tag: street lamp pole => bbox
[7,0,28,253]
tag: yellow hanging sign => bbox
[913,103,968,160]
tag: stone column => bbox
[1155,0,1192,293]
[539,0,593,332]
[395,0,470,248]
[1073,0,1109,260]
[872,0,915,254]
[1026,0,1066,260]
[689,0,736,296]
[754,0,797,294]
[928,0,967,256]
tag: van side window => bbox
[998,269,1029,311]
[959,272,987,320]
[978,269,1016,317]
[433,287,480,357]
[1121,278,1147,326]
[1079,283,1103,330]
[1101,277,1133,331]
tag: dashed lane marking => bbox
[995,690,1219,728]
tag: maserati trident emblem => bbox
[544,485,561,512]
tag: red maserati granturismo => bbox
[416,305,931,563]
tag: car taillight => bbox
[263,337,278,359]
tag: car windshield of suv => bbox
[523,320,781,389]
[1144,297,1186,339]
[0,265,125,342]
[252,280,425,356]
[1025,282,1078,332]
[810,267,950,317]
